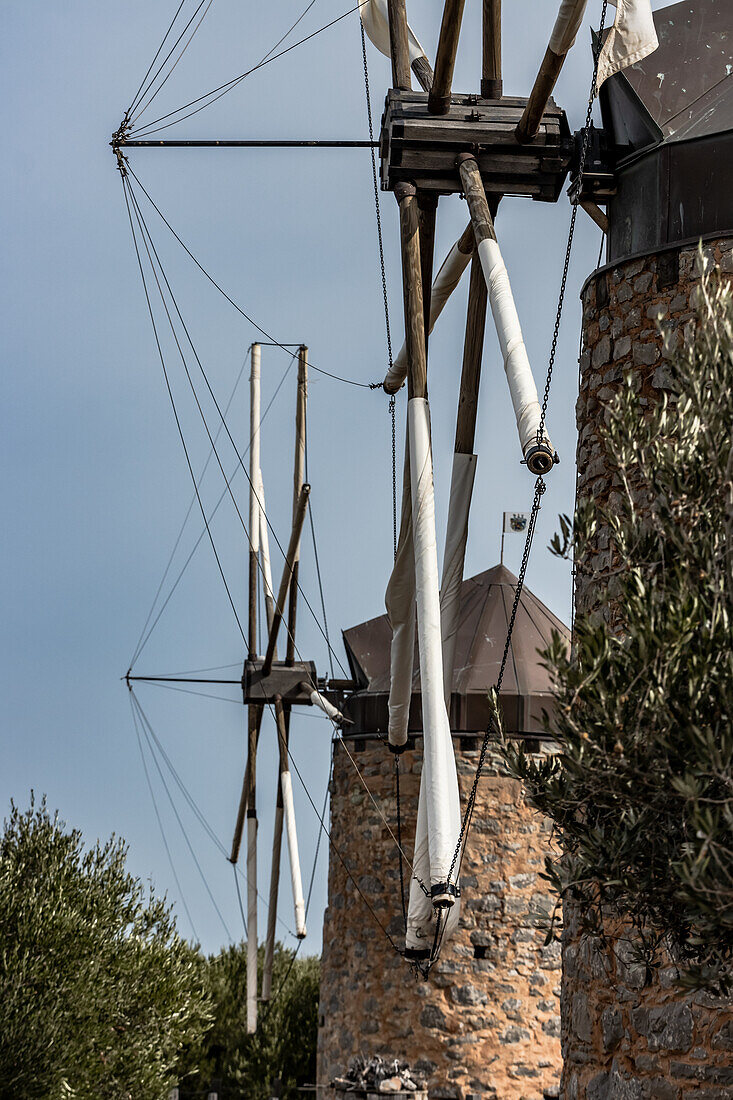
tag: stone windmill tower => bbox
[318,565,569,1100]
[565,1,733,1096]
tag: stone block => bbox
[631,1005,693,1053]
[632,340,659,366]
[601,1007,624,1052]
[613,336,632,360]
[593,335,612,367]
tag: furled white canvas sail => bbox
[549,0,590,56]
[384,235,473,393]
[308,687,345,724]
[596,0,658,89]
[385,446,416,749]
[440,452,477,704]
[359,0,428,68]
[408,398,462,891]
[476,236,552,460]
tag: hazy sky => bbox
[1,1,662,959]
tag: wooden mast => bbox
[481,0,502,99]
[515,0,587,143]
[246,342,261,1035]
[262,348,309,1000]
[428,0,467,115]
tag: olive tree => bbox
[0,796,211,1097]
[500,264,733,991]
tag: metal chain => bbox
[537,0,609,446]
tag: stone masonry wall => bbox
[563,240,733,1100]
[317,738,563,1100]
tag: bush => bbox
[499,263,733,991]
[0,795,211,1097]
[181,942,320,1099]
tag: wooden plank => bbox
[428,0,467,115]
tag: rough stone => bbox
[568,244,733,1100]
[318,741,562,1100]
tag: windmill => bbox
[113,0,661,1033]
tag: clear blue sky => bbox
[1,1,650,957]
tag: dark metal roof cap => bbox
[602,0,733,149]
[341,565,569,736]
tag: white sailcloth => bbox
[385,445,416,749]
[384,240,473,393]
[408,399,462,886]
[476,236,551,459]
[440,452,477,705]
[549,0,589,56]
[359,0,428,67]
[596,0,658,89]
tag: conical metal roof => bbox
[342,564,569,739]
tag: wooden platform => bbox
[379,90,572,201]
[242,659,317,705]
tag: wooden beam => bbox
[229,703,264,863]
[262,484,311,677]
[286,347,308,666]
[387,0,412,90]
[454,253,488,454]
[412,55,434,93]
[515,46,564,143]
[481,0,502,99]
[396,183,427,399]
[248,343,261,658]
[516,0,589,141]
[580,199,609,234]
[418,193,438,347]
[457,154,497,246]
[428,0,467,114]
[261,700,290,1001]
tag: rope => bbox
[125,164,378,391]
[131,691,233,939]
[121,174,248,645]
[124,174,350,681]
[395,753,407,931]
[132,686,299,938]
[129,351,296,671]
[128,348,251,669]
[130,692,199,940]
[360,18,399,562]
[126,0,189,118]
[130,0,215,125]
[305,401,336,680]
[128,3,363,138]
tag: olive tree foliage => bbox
[181,942,320,1100]
[499,265,733,991]
[0,796,211,1098]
